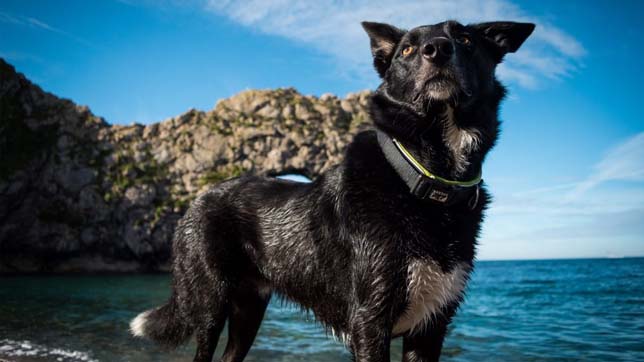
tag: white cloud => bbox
[203,0,585,88]
[533,22,586,58]
[496,63,538,89]
[479,132,644,260]
[0,11,96,49]
[480,182,644,260]
[569,132,644,198]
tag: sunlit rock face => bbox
[0,58,372,273]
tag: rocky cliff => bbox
[0,59,372,273]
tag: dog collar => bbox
[376,130,482,208]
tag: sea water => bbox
[1,258,643,361]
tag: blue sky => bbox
[2,0,643,260]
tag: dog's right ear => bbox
[361,21,406,78]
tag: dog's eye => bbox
[456,35,471,45]
[402,46,415,57]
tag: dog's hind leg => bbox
[183,271,230,362]
[191,283,229,362]
[220,280,271,362]
[193,313,226,362]
[173,190,241,362]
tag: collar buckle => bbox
[410,175,452,204]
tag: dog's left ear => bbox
[472,21,535,61]
[362,21,406,78]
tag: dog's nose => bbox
[422,37,454,64]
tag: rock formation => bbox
[0,58,372,273]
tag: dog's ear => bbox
[362,21,406,78]
[472,21,535,61]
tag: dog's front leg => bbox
[401,305,456,362]
[348,240,401,362]
[349,306,392,362]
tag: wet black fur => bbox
[132,20,534,362]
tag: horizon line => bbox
[476,255,644,262]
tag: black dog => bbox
[131,20,534,362]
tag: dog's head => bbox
[362,20,534,113]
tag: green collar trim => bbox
[392,138,482,188]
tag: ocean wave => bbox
[0,339,98,362]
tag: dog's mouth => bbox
[425,75,458,99]
[412,70,471,111]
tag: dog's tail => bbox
[129,293,193,348]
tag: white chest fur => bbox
[393,260,470,335]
